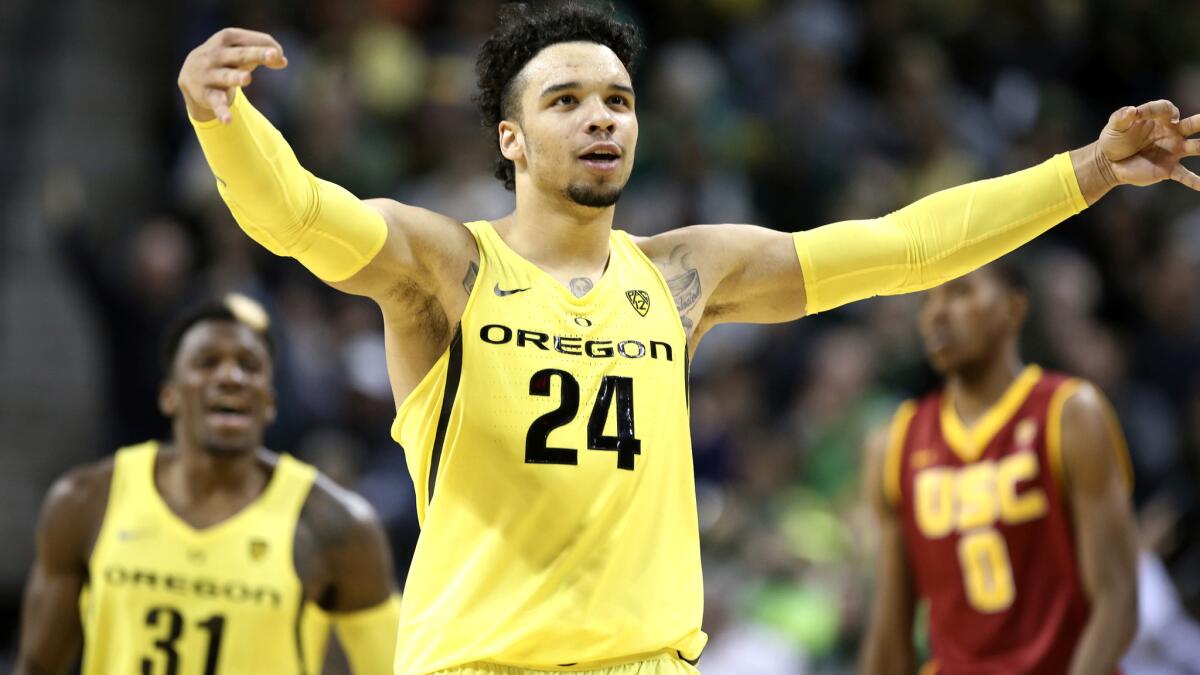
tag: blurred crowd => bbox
[7,0,1200,672]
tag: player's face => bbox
[919,270,1023,376]
[162,321,276,456]
[503,41,638,208]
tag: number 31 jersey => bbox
[82,442,329,675]
[887,365,1130,675]
[391,220,705,673]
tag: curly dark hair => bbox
[474,2,644,191]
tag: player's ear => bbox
[159,383,179,417]
[264,388,277,425]
[499,120,525,163]
[1008,290,1029,329]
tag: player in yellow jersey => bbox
[14,295,401,675]
[175,3,1200,673]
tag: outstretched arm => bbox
[661,102,1200,335]
[859,411,918,675]
[14,468,108,675]
[1057,382,1138,675]
[179,28,473,302]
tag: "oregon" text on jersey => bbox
[102,565,283,607]
[479,324,674,361]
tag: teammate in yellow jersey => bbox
[175,2,1200,672]
[859,263,1137,675]
[14,295,401,675]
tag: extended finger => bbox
[1185,139,1200,157]
[213,46,284,69]
[1108,106,1136,133]
[216,27,282,50]
[203,67,251,89]
[1171,163,1200,191]
[1178,113,1200,137]
[1136,99,1180,123]
[206,88,233,124]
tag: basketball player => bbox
[859,264,1137,675]
[14,295,401,675]
[175,4,1198,672]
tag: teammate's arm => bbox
[667,102,1200,334]
[178,28,474,303]
[14,468,108,675]
[859,425,917,675]
[1059,383,1138,675]
[305,478,401,675]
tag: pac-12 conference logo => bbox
[626,290,650,317]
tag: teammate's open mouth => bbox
[208,403,253,429]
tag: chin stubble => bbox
[565,183,623,208]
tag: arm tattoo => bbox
[569,277,594,298]
[462,261,478,296]
[667,245,701,334]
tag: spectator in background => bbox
[60,213,203,449]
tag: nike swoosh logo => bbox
[494,283,531,297]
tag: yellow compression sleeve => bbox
[793,152,1087,314]
[190,89,387,282]
[332,594,401,675]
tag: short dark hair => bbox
[474,2,644,190]
[160,294,275,373]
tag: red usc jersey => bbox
[885,365,1128,675]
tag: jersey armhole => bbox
[392,220,488,445]
[1046,378,1083,494]
[883,401,917,508]
[88,443,150,565]
[1101,396,1136,495]
[1046,378,1134,496]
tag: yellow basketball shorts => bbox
[432,654,700,675]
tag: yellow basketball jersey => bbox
[82,441,331,675]
[391,221,706,672]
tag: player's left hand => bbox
[1097,100,1200,190]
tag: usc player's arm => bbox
[1059,383,1138,675]
[859,425,917,675]
[14,463,111,675]
[300,476,400,675]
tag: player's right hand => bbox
[178,28,288,124]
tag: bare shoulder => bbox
[42,459,114,524]
[368,199,478,259]
[1060,378,1109,414]
[298,472,386,555]
[632,223,806,331]
[297,472,395,610]
[629,227,727,340]
[862,424,891,465]
[861,423,894,514]
[1059,380,1117,448]
[338,199,479,304]
[38,458,116,565]
[1058,380,1128,490]
[630,225,728,267]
